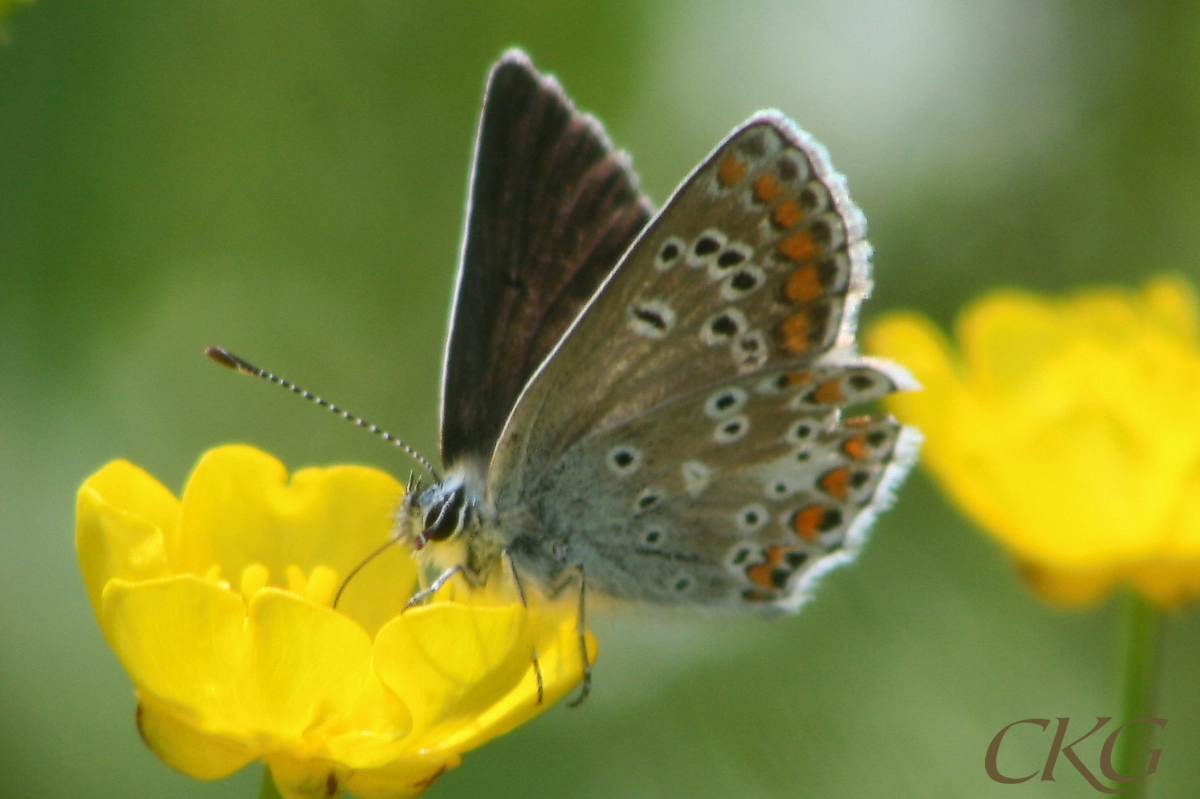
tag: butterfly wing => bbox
[487,114,920,610]
[440,50,653,466]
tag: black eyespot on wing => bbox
[736,130,768,158]
[730,270,757,291]
[819,507,842,531]
[784,551,808,569]
[694,236,721,256]
[637,491,661,510]
[711,314,739,336]
[632,306,668,331]
[776,156,800,181]
[717,249,747,268]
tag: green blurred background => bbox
[3,1,1200,796]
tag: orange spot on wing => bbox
[811,378,844,404]
[819,467,851,501]
[791,506,825,542]
[747,563,777,590]
[842,434,871,461]
[778,311,814,355]
[753,172,785,203]
[784,264,822,303]
[778,230,819,263]
[771,199,805,230]
[718,154,748,187]
[765,545,792,568]
[782,370,812,388]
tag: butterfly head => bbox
[409,470,479,551]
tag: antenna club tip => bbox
[206,346,251,373]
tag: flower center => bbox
[235,562,339,606]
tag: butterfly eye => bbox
[422,489,466,542]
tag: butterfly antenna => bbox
[205,346,441,482]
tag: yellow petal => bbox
[75,461,177,622]
[102,575,409,754]
[1130,559,1200,608]
[957,290,1064,398]
[175,445,415,636]
[438,609,597,754]
[1018,562,1118,607]
[869,276,1200,607]
[265,753,349,799]
[345,753,460,799]
[136,694,256,780]
[1141,275,1200,344]
[373,602,536,746]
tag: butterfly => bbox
[402,49,920,697]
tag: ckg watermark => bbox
[986,717,1166,793]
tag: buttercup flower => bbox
[76,445,594,799]
[867,276,1200,607]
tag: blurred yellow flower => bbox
[867,276,1200,607]
[76,445,593,799]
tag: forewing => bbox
[440,50,653,466]
[488,113,920,610]
[491,113,881,494]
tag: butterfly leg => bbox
[403,563,466,610]
[566,564,591,708]
[502,550,545,705]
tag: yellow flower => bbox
[866,276,1200,607]
[76,445,594,799]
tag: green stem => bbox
[259,765,284,799]
[1114,589,1165,797]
